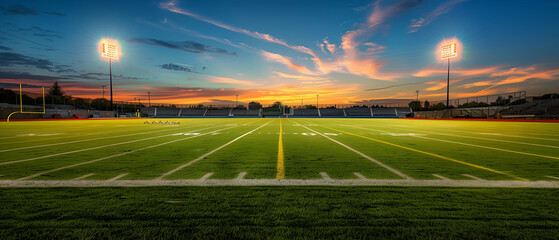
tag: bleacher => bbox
[231,109,259,116]
[294,109,319,116]
[205,109,230,116]
[319,108,344,116]
[180,108,206,116]
[395,107,412,117]
[141,107,156,117]
[344,107,371,116]
[155,107,180,117]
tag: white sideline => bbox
[107,173,128,181]
[16,124,247,181]
[74,173,96,180]
[462,174,483,180]
[156,121,272,180]
[2,179,559,188]
[320,172,331,180]
[432,174,450,180]
[236,172,247,180]
[200,173,214,180]
[353,172,367,179]
[546,176,559,180]
[294,121,411,179]
[0,124,211,153]
[0,125,223,166]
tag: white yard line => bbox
[320,172,331,180]
[200,173,214,180]
[156,121,272,180]
[74,173,96,180]
[16,124,246,181]
[236,172,247,180]
[1,179,558,188]
[107,173,128,181]
[0,124,210,153]
[353,172,367,179]
[432,174,450,180]
[294,121,411,179]
[1,125,223,166]
[414,135,559,160]
[373,124,559,149]
[546,176,559,180]
[462,174,483,180]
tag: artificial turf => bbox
[0,186,557,240]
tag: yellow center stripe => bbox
[320,125,528,181]
[276,118,285,179]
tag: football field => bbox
[0,118,558,185]
[1,118,559,239]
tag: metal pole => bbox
[446,58,450,108]
[109,58,113,111]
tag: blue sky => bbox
[1,0,558,105]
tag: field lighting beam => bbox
[441,42,457,108]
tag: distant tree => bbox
[409,101,421,111]
[423,100,430,110]
[271,101,282,108]
[248,101,262,110]
[48,81,64,97]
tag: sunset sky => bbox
[1,0,558,105]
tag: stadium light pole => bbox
[441,41,457,108]
[99,39,120,111]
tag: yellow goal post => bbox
[6,84,46,122]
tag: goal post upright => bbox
[7,84,46,122]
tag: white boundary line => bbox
[16,123,250,180]
[74,173,96,180]
[0,124,224,166]
[1,179,558,188]
[294,121,411,179]
[156,120,272,180]
[353,172,367,179]
[432,174,450,180]
[320,172,331,180]
[462,174,483,180]
[200,173,214,180]
[107,173,128,181]
[236,172,247,180]
[546,176,559,180]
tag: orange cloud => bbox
[260,50,317,75]
[274,72,327,81]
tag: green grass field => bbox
[0,118,558,181]
[1,118,558,239]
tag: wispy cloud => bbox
[207,76,261,86]
[274,72,327,81]
[408,0,465,33]
[128,38,237,56]
[260,50,316,75]
[412,66,499,77]
[159,0,314,56]
[0,4,65,16]
[159,63,199,73]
